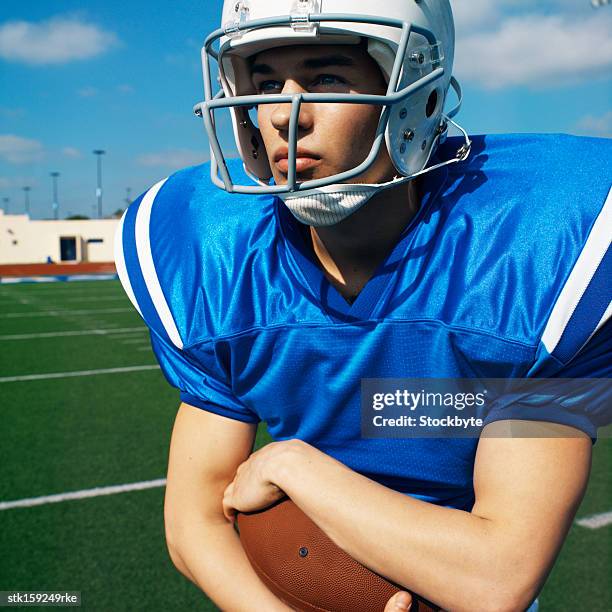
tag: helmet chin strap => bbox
[279,114,471,228]
[278,174,411,227]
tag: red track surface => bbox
[0,262,117,277]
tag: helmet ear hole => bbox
[426,89,438,118]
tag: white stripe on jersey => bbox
[114,209,142,317]
[542,185,612,355]
[134,178,184,350]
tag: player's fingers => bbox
[222,500,236,523]
[384,590,412,612]
[222,483,236,523]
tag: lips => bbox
[274,147,321,174]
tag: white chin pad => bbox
[279,175,411,227]
[280,190,377,226]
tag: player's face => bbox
[251,44,397,186]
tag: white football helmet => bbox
[195,0,470,197]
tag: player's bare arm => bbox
[223,424,591,612]
[164,403,292,611]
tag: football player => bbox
[115,1,611,610]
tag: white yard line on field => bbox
[0,479,167,511]
[576,511,612,529]
[4,308,133,318]
[0,365,159,383]
[0,284,122,295]
[1,296,124,308]
[0,291,122,298]
[0,327,146,341]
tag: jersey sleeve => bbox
[484,187,612,440]
[483,321,611,440]
[149,329,260,423]
[114,176,260,425]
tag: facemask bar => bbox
[197,73,444,194]
[195,13,453,194]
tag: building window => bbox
[60,237,77,261]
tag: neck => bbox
[306,180,420,300]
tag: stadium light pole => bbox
[125,186,132,206]
[23,186,31,216]
[93,149,106,218]
[2,196,8,214]
[50,171,60,220]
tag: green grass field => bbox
[0,279,609,611]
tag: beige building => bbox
[0,209,119,264]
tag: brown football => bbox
[236,498,439,612]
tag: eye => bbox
[312,74,347,88]
[257,80,282,94]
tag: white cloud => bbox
[574,110,612,137]
[454,13,612,89]
[0,134,44,164]
[137,149,208,169]
[452,0,501,32]
[452,0,594,31]
[0,177,10,189]
[62,146,82,158]
[117,84,134,94]
[77,86,98,98]
[0,17,118,65]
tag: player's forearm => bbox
[270,441,532,612]
[167,519,291,612]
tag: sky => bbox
[0,0,610,220]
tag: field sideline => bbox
[0,280,609,611]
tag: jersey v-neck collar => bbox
[276,167,449,324]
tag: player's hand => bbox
[222,442,288,522]
[384,590,412,611]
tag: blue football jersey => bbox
[116,134,611,511]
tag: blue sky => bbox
[0,0,610,219]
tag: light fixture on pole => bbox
[50,171,60,220]
[93,149,106,218]
[23,186,31,216]
[125,187,132,206]
[2,197,9,214]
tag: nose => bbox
[270,80,314,133]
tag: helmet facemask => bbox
[195,1,470,211]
